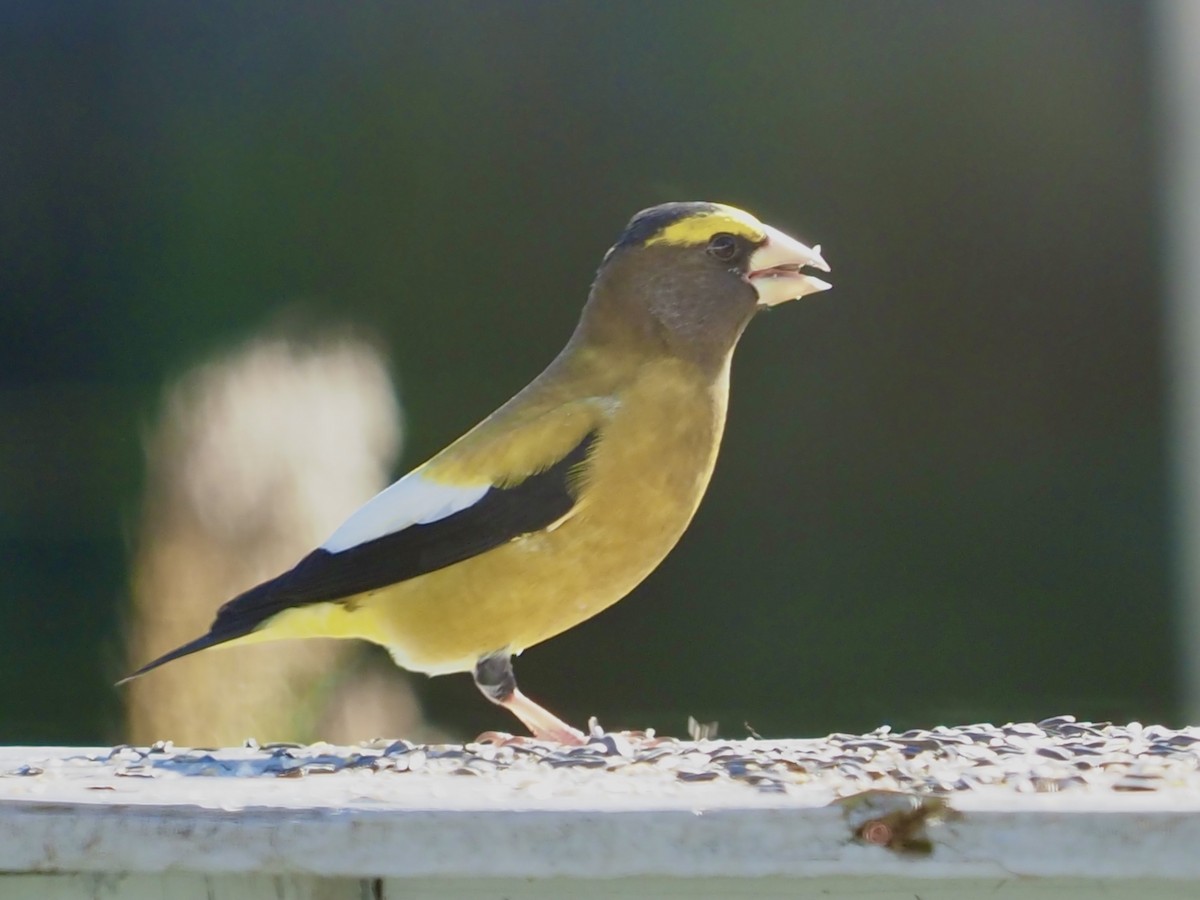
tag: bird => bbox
[122,201,831,744]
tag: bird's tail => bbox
[116,627,253,685]
[117,571,294,685]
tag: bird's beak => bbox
[746,224,832,307]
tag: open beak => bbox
[747,223,832,307]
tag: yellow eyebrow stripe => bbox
[644,205,766,248]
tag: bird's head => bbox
[584,202,831,364]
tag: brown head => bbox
[578,201,831,369]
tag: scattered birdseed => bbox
[5,716,1200,807]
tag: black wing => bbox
[122,429,597,680]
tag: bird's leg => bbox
[473,653,585,745]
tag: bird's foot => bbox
[501,689,585,746]
[473,726,585,747]
[529,721,586,746]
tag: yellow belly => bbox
[263,355,729,675]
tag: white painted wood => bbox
[0,873,367,900]
[3,729,1200,897]
[2,874,1195,900]
[4,798,1200,882]
[3,745,1200,881]
[380,877,1200,899]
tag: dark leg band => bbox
[473,652,516,704]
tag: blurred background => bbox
[2,0,1193,746]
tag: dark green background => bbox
[1,1,1169,744]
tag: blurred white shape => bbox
[168,337,401,548]
[125,332,440,746]
[1157,2,1200,719]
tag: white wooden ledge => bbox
[2,718,1199,898]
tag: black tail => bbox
[116,575,290,685]
[116,630,245,685]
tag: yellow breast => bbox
[352,354,732,675]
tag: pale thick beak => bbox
[746,223,832,307]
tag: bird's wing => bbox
[121,404,603,679]
[278,428,596,600]
[229,423,597,608]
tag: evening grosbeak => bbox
[124,201,831,743]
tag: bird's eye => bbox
[707,232,738,262]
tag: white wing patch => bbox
[320,470,491,553]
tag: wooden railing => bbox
[2,720,1198,898]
